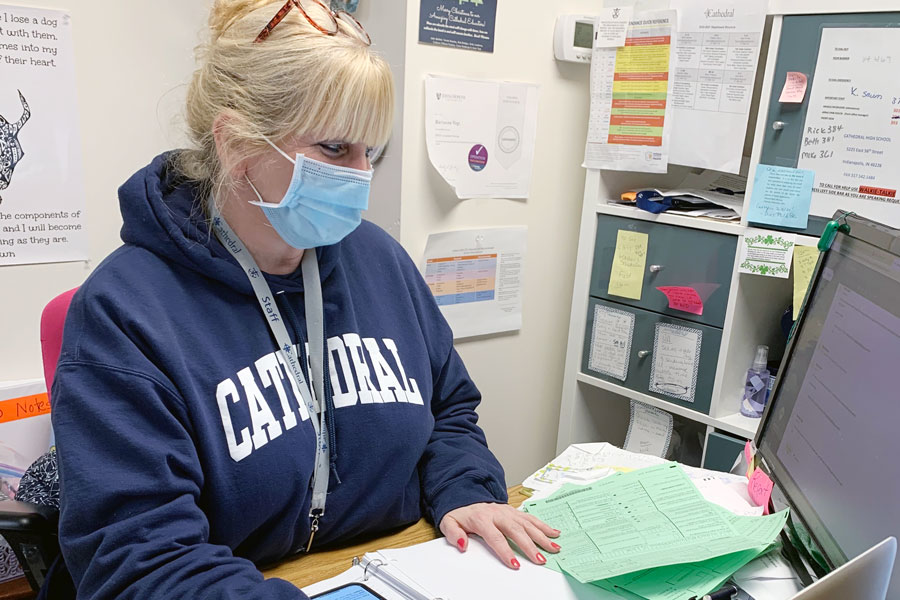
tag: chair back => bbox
[39,288,78,402]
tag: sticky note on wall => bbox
[656,286,704,315]
[608,230,648,300]
[792,245,819,320]
[748,165,815,230]
[779,71,808,103]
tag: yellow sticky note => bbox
[608,230,648,300]
[792,245,819,320]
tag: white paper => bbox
[522,443,752,509]
[668,0,766,173]
[0,5,87,266]
[732,550,804,599]
[303,538,619,599]
[624,400,673,457]
[422,227,525,339]
[583,10,677,173]
[649,323,702,403]
[425,75,539,199]
[738,228,796,279]
[588,303,634,380]
[798,27,900,226]
[594,7,632,48]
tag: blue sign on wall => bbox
[418,0,497,53]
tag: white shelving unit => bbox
[555,4,874,465]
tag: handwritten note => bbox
[0,393,50,425]
[624,400,673,457]
[739,229,796,279]
[589,304,635,381]
[748,165,815,229]
[792,245,819,320]
[748,468,774,515]
[608,230,648,300]
[594,7,632,48]
[656,286,704,316]
[649,323,702,403]
[779,71,808,103]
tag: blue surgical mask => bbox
[246,139,373,249]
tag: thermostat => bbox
[553,15,595,64]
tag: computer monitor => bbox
[755,212,900,599]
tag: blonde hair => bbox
[177,0,395,200]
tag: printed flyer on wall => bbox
[422,227,526,339]
[798,27,900,226]
[0,4,87,266]
[584,10,677,173]
[425,75,540,199]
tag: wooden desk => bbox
[262,486,529,589]
[0,486,528,598]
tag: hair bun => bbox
[209,0,269,40]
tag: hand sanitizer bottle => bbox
[740,345,770,418]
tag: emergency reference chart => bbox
[0,4,87,266]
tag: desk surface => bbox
[262,485,529,589]
[0,486,528,599]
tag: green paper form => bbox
[522,463,789,584]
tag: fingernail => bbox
[536,552,546,563]
[553,529,561,536]
[511,558,520,569]
[551,542,561,550]
[457,538,465,551]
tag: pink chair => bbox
[0,287,80,592]
[39,288,78,402]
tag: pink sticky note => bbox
[779,71,808,103]
[744,441,755,478]
[748,468,774,515]
[656,286,703,315]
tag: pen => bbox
[688,583,738,600]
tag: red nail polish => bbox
[457,538,465,551]
[511,558,521,569]
[536,552,546,563]
[551,542,561,550]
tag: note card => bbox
[589,304,635,381]
[739,229,796,279]
[748,165,815,229]
[792,245,819,320]
[608,230,648,300]
[594,6,632,48]
[656,286,704,315]
[779,71,808,103]
[624,400,673,458]
[649,323,702,403]
[748,468,774,515]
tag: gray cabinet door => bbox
[589,215,737,328]
[703,431,746,473]
[582,297,723,415]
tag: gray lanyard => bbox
[208,202,329,552]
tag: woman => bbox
[50,1,559,598]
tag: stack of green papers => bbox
[522,463,788,600]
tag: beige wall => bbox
[0,0,208,381]
[400,1,598,483]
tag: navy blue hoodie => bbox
[50,153,507,599]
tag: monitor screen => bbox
[757,226,900,598]
[574,21,593,49]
